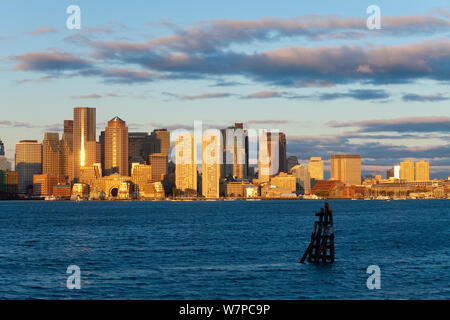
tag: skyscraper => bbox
[308,157,324,181]
[258,131,286,182]
[149,153,168,182]
[400,160,415,181]
[42,132,62,177]
[73,107,96,181]
[415,160,430,181]
[202,131,222,198]
[154,129,170,156]
[85,141,101,167]
[330,154,361,186]
[61,120,74,181]
[287,156,298,172]
[105,116,129,176]
[175,133,197,193]
[15,140,42,194]
[221,123,247,179]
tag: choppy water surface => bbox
[0,200,448,299]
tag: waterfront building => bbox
[0,171,18,196]
[52,184,72,199]
[142,181,165,199]
[400,160,415,181]
[415,160,430,182]
[42,133,62,177]
[149,153,168,182]
[261,172,296,198]
[73,107,96,181]
[175,133,197,193]
[308,157,324,181]
[330,154,362,186]
[202,131,222,198]
[290,164,311,194]
[33,174,59,197]
[105,117,129,176]
[15,140,42,194]
[131,163,152,193]
[225,181,247,197]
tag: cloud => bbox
[244,91,281,99]
[327,116,450,133]
[318,89,389,100]
[29,26,57,35]
[70,93,120,99]
[0,121,63,132]
[402,93,449,102]
[85,38,450,86]
[78,67,158,83]
[91,14,450,55]
[245,120,291,124]
[9,14,450,86]
[12,52,93,71]
[185,92,232,100]
[16,75,54,84]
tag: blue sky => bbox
[0,0,449,178]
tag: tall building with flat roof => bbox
[149,153,168,182]
[175,133,197,193]
[202,131,222,198]
[154,129,170,156]
[73,107,96,181]
[308,157,324,181]
[42,132,62,177]
[221,123,247,179]
[330,154,361,186]
[15,140,42,194]
[61,121,74,182]
[415,160,430,181]
[258,131,286,183]
[105,116,129,176]
[400,160,415,181]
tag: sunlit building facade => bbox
[400,160,415,182]
[175,133,197,193]
[202,131,222,198]
[308,157,324,181]
[73,107,96,181]
[415,160,430,182]
[15,140,42,194]
[105,117,129,176]
[330,154,362,186]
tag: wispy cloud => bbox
[402,93,449,102]
[327,116,450,133]
[70,93,120,99]
[29,26,57,35]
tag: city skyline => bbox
[0,1,449,179]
